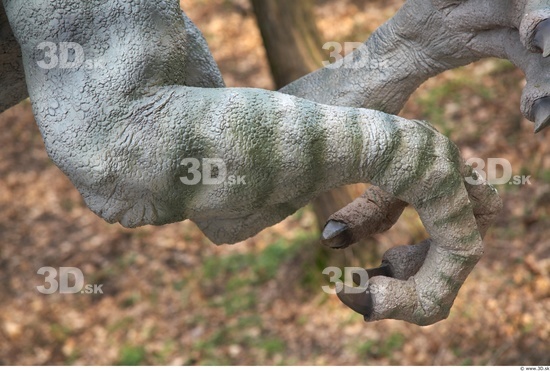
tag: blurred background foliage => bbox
[0,0,549,365]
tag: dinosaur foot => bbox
[334,264,391,318]
[336,241,429,318]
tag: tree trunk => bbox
[250,0,366,229]
[250,0,323,88]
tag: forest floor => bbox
[0,0,549,365]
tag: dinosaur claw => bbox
[351,264,392,286]
[368,263,393,278]
[321,220,351,249]
[533,19,550,58]
[533,97,550,133]
[336,283,373,318]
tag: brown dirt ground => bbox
[0,0,549,365]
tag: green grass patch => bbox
[117,345,146,365]
[415,71,493,137]
[201,232,319,309]
[107,316,135,334]
[257,337,286,356]
[357,332,405,360]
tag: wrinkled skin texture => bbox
[283,0,550,321]
[284,0,550,122]
[6,0,546,325]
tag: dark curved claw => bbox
[534,19,550,58]
[340,264,392,317]
[367,263,393,278]
[533,96,550,133]
[352,263,392,286]
[336,283,373,318]
[321,220,351,249]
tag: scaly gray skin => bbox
[283,0,550,125]
[282,0,550,320]
[0,0,504,325]
[283,0,549,256]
